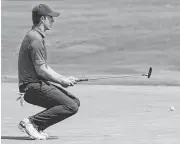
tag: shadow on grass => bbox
[1,136,59,140]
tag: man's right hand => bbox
[61,78,74,88]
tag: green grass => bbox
[2,0,180,85]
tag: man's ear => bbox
[40,16,46,23]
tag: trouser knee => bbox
[75,98,80,107]
[68,102,79,114]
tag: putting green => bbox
[2,83,180,143]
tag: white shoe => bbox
[39,131,49,139]
[18,118,47,140]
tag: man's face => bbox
[44,16,54,30]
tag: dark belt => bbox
[19,80,51,93]
[19,82,31,93]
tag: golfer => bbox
[18,4,80,140]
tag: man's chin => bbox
[45,26,51,31]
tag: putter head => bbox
[148,67,152,78]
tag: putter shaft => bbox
[78,67,152,82]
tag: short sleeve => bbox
[30,40,46,66]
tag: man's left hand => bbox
[68,76,79,84]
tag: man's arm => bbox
[46,65,65,80]
[30,40,73,87]
[47,65,79,85]
[35,64,74,87]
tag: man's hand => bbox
[61,76,79,88]
[68,76,79,84]
[61,78,74,88]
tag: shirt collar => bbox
[32,25,46,38]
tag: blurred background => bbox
[2,0,180,85]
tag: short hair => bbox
[32,12,42,25]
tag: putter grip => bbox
[77,78,88,82]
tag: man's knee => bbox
[74,98,80,107]
[68,94,80,108]
[52,102,79,117]
[68,102,79,114]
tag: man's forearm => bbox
[36,64,66,84]
[47,66,66,80]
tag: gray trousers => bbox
[20,81,80,131]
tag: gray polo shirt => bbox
[18,26,47,85]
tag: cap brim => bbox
[48,11,60,17]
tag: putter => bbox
[77,67,152,82]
